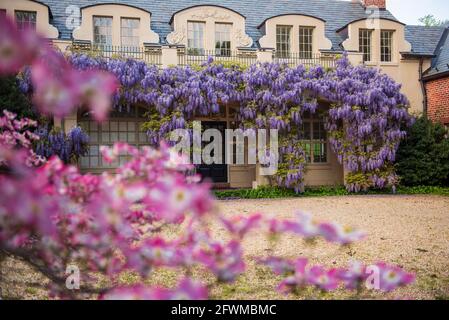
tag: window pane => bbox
[187,21,205,55]
[93,16,112,47]
[359,29,372,62]
[302,122,311,140]
[313,143,327,163]
[121,18,140,47]
[276,25,292,58]
[312,121,326,140]
[215,23,232,56]
[15,11,36,31]
[299,27,313,59]
[381,30,393,62]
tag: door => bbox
[197,121,228,183]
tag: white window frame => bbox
[121,17,140,48]
[359,29,373,63]
[380,30,394,62]
[187,21,206,55]
[276,25,292,59]
[93,16,113,48]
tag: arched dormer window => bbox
[339,18,410,65]
[73,4,159,47]
[258,14,332,58]
[0,0,58,38]
[167,5,253,55]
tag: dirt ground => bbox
[1,195,448,300]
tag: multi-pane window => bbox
[380,30,394,62]
[187,21,205,55]
[276,25,292,58]
[301,114,327,163]
[298,27,314,59]
[121,18,140,47]
[79,107,149,170]
[15,11,37,31]
[215,23,232,56]
[0,9,6,17]
[359,29,372,62]
[93,16,113,48]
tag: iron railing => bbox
[178,48,258,67]
[70,43,162,66]
[273,52,336,69]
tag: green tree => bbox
[419,14,449,27]
[396,117,449,186]
[0,76,36,119]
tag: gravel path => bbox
[213,195,449,299]
[1,195,448,300]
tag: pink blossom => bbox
[0,15,40,74]
[76,70,118,122]
[375,262,415,292]
[307,266,340,291]
[101,278,207,300]
[221,213,262,238]
[196,241,245,282]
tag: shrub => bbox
[0,75,35,119]
[396,117,449,186]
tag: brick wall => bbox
[426,76,449,124]
[362,0,386,9]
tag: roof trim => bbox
[336,17,405,33]
[401,52,436,59]
[431,27,449,68]
[80,3,152,16]
[26,0,53,19]
[423,69,449,81]
[257,13,326,29]
[169,4,246,24]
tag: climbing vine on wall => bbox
[20,54,413,192]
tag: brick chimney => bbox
[361,0,386,9]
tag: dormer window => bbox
[93,16,112,48]
[215,23,232,57]
[15,10,36,31]
[187,21,205,55]
[380,30,394,62]
[276,25,292,58]
[121,18,140,47]
[359,29,372,62]
[299,26,314,59]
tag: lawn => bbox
[1,195,448,300]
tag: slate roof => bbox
[424,27,449,78]
[37,0,446,66]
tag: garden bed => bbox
[214,186,449,200]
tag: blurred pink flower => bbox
[221,213,262,238]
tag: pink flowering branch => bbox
[0,14,416,300]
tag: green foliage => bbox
[396,117,449,186]
[0,76,35,119]
[213,185,449,199]
[419,14,449,27]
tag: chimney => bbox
[360,0,386,9]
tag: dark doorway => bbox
[197,121,228,183]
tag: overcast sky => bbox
[344,0,449,25]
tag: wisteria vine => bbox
[19,50,412,192]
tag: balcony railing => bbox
[273,52,336,69]
[68,41,337,69]
[70,42,162,66]
[178,48,258,67]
